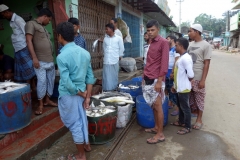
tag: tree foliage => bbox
[194,13,226,37]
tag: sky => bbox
[167,0,236,26]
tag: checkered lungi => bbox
[34,61,55,100]
[142,79,165,107]
[14,47,35,81]
[189,80,206,111]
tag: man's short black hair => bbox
[176,38,189,50]
[68,17,79,25]
[111,18,118,23]
[146,19,159,28]
[56,22,74,42]
[166,35,177,43]
[38,8,53,17]
[105,23,115,32]
[144,32,148,35]
[0,49,4,55]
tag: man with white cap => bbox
[187,24,212,130]
[0,4,35,84]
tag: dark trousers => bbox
[177,92,191,129]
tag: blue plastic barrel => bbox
[136,95,168,128]
[0,84,32,134]
[131,76,142,82]
[118,80,142,101]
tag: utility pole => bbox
[177,0,184,33]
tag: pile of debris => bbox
[220,46,227,50]
[228,47,240,53]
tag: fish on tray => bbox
[92,39,99,52]
[118,84,139,89]
[0,82,27,94]
[86,101,116,117]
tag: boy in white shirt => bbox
[171,38,194,135]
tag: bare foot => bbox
[44,100,58,107]
[35,105,43,115]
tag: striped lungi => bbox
[58,95,89,144]
[14,47,35,81]
[189,80,206,111]
[102,62,119,91]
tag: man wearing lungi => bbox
[25,9,57,115]
[102,23,124,91]
[0,4,35,84]
[143,20,169,144]
[187,24,212,130]
[56,22,95,160]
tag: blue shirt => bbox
[58,33,86,54]
[103,34,124,64]
[57,42,96,97]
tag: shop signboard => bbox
[230,12,239,31]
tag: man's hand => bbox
[78,90,87,98]
[171,86,176,93]
[170,73,174,79]
[33,58,40,69]
[83,98,91,110]
[154,81,162,93]
[198,80,205,89]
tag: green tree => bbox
[194,13,226,37]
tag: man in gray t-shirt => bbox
[187,24,212,130]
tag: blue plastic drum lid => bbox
[119,80,143,98]
[131,76,143,82]
[0,84,32,134]
[136,95,168,128]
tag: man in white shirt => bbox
[0,4,35,84]
[143,32,150,66]
[171,37,194,135]
[110,18,123,38]
[102,23,124,91]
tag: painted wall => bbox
[0,0,55,59]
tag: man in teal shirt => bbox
[56,22,95,160]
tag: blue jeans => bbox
[165,77,177,105]
[177,93,191,129]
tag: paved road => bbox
[33,50,240,160]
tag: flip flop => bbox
[177,128,191,135]
[170,121,185,127]
[171,110,179,116]
[147,137,165,144]
[192,122,203,130]
[145,128,157,134]
[68,154,77,160]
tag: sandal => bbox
[68,154,77,160]
[171,110,179,116]
[170,121,185,127]
[147,137,165,144]
[177,128,191,135]
[192,122,203,130]
[35,107,43,115]
[145,128,157,134]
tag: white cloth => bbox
[175,53,194,93]
[142,80,165,107]
[103,34,124,64]
[143,43,150,65]
[10,13,27,52]
[115,29,123,38]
